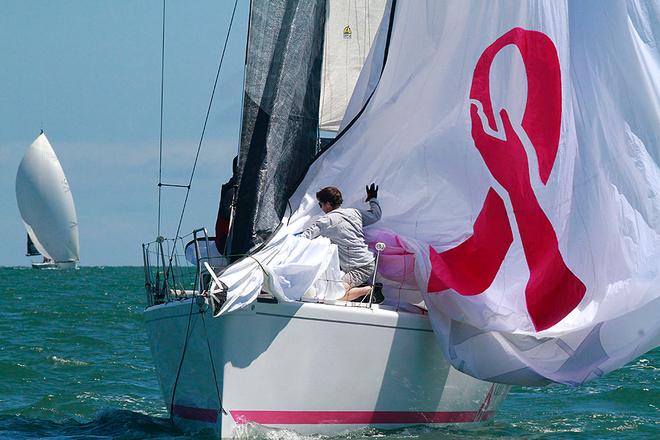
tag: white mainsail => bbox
[16,133,80,266]
[319,0,387,132]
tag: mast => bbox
[222,0,254,255]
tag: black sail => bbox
[26,234,40,256]
[228,0,326,257]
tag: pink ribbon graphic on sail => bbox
[427,28,586,331]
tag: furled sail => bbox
[16,133,80,265]
[319,0,387,132]
[282,0,660,385]
[227,0,327,258]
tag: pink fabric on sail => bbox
[365,228,418,289]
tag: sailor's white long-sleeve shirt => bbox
[301,199,382,270]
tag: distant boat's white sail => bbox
[16,133,80,265]
[319,0,387,132]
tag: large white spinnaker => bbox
[16,133,80,266]
[212,0,659,386]
[319,0,387,132]
[286,0,660,385]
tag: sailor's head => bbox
[316,187,342,213]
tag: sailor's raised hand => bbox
[365,183,379,202]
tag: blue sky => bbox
[0,1,249,266]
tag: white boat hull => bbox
[31,260,78,270]
[145,298,509,437]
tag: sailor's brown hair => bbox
[316,186,343,209]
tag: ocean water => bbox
[0,267,656,439]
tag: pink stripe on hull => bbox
[232,410,493,425]
[172,405,494,426]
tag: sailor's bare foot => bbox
[340,285,372,301]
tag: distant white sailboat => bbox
[15,132,80,269]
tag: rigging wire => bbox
[164,0,240,275]
[168,291,197,421]
[201,312,227,415]
[157,0,166,239]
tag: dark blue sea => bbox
[0,267,657,439]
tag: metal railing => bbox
[142,230,416,313]
[142,229,210,307]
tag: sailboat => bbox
[16,132,80,270]
[143,0,659,437]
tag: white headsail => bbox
[319,0,387,132]
[16,133,80,266]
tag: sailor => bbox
[301,184,381,301]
